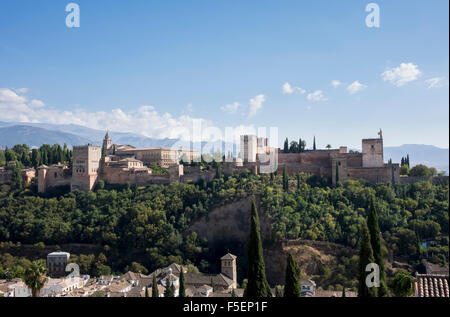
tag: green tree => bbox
[231,288,237,297]
[367,199,388,296]
[313,136,316,150]
[11,161,23,191]
[409,164,431,177]
[283,166,288,191]
[164,278,175,297]
[152,275,159,297]
[326,144,332,149]
[342,287,346,297]
[284,138,289,153]
[358,222,377,297]
[389,270,414,297]
[284,253,302,297]
[179,267,186,297]
[245,198,272,297]
[145,286,149,297]
[400,164,410,175]
[24,260,47,297]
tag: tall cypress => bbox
[358,222,378,297]
[367,199,388,296]
[245,198,272,297]
[284,138,289,153]
[179,268,186,297]
[342,287,346,297]
[284,253,302,297]
[152,275,159,297]
[313,136,316,150]
[145,286,149,297]
[283,166,288,191]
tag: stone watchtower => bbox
[71,145,102,192]
[221,253,237,288]
[362,134,384,168]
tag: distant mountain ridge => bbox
[0,121,448,173]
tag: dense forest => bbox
[0,167,448,283]
[0,144,448,288]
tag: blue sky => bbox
[0,0,448,149]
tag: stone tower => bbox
[362,136,384,168]
[240,135,258,163]
[71,145,102,192]
[102,131,112,156]
[221,253,237,288]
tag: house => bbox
[300,279,316,296]
[46,251,70,277]
[0,279,31,297]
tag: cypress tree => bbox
[284,253,302,297]
[245,198,272,297]
[406,154,410,167]
[358,222,378,297]
[179,268,186,297]
[342,287,346,297]
[313,136,316,150]
[284,138,289,153]
[367,199,388,296]
[152,275,159,297]
[11,162,23,191]
[283,166,288,191]
[145,286,149,297]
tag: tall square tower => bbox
[240,135,258,162]
[71,145,102,192]
[362,138,384,168]
[221,253,237,288]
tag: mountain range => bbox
[0,121,448,173]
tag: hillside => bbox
[384,144,449,173]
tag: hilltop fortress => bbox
[3,131,400,193]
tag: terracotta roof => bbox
[415,274,449,297]
[185,273,234,288]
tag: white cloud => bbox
[248,94,265,117]
[30,99,45,108]
[331,80,341,88]
[347,81,367,94]
[0,88,216,142]
[220,102,240,114]
[425,77,445,89]
[381,62,421,87]
[282,82,305,95]
[282,82,294,94]
[15,88,28,93]
[306,90,327,102]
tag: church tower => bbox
[102,131,112,156]
[221,253,237,288]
